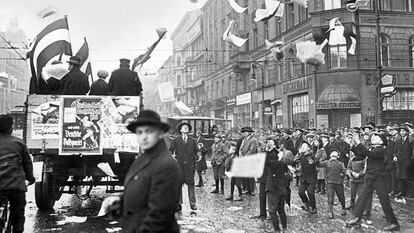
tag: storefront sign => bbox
[316,102,361,110]
[283,76,311,94]
[236,93,251,106]
[365,72,414,87]
[227,97,236,106]
[264,107,273,115]
[59,96,141,155]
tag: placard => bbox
[350,113,362,128]
[31,101,60,139]
[59,96,102,155]
[316,114,329,129]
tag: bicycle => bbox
[0,194,11,233]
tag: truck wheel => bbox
[34,173,56,210]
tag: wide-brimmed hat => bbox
[177,122,192,132]
[67,56,82,65]
[240,126,254,133]
[127,110,170,133]
[0,115,13,132]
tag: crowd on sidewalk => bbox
[172,121,414,232]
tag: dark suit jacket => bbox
[169,135,198,184]
[294,152,317,184]
[108,67,143,96]
[89,79,109,95]
[121,140,182,233]
[284,137,295,155]
[47,77,61,95]
[294,135,304,155]
[396,137,413,179]
[59,67,90,95]
[353,144,388,179]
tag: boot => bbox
[328,205,334,219]
[211,179,219,193]
[345,217,361,228]
[219,179,225,194]
[225,195,233,201]
[219,188,224,194]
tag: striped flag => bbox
[85,62,94,86]
[75,37,94,85]
[132,28,167,71]
[28,17,72,94]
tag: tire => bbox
[34,173,56,210]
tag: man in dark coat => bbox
[105,110,182,233]
[0,115,35,233]
[395,126,414,197]
[108,58,143,96]
[89,70,110,95]
[169,122,198,211]
[293,129,305,156]
[59,56,90,95]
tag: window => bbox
[409,37,414,67]
[380,34,390,67]
[383,90,414,110]
[177,75,181,86]
[176,57,181,66]
[381,0,409,11]
[299,4,308,22]
[324,0,341,10]
[253,27,258,48]
[329,44,347,69]
[276,18,282,35]
[286,3,295,29]
[222,79,225,97]
[291,94,309,128]
[264,21,269,41]
[275,103,283,128]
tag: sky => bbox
[0,0,207,75]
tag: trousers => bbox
[350,182,364,201]
[259,182,267,216]
[268,192,287,231]
[0,190,26,233]
[353,175,398,225]
[298,180,316,208]
[327,183,345,209]
[179,184,196,206]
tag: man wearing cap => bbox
[281,129,295,155]
[345,132,399,231]
[89,70,110,95]
[0,115,35,233]
[104,110,182,233]
[59,56,90,95]
[238,126,259,196]
[108,58,143,96]
[394,125,414,198]
[169,122,198,211]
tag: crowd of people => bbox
[177,122,414,232]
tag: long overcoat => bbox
[108,67,143,96]
[396,137,413,180]
[169,136,198,184]
[121,140,182,233]
[59,67,90,95]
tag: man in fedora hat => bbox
[59,56,90,95]
[0,115,35,233]
[89,70,110,95]
[169,122,198,211]
[104,110,182,233]
[394,125,414,198]
[108,58,143,96]
[238,126,259,196]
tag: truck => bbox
[21,94,142,210]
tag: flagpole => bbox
[64,15,73,55]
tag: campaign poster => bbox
[98,96,140,153]
[59,96,102,155]
[31,101,60,139]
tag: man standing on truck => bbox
[108,58,143,96]
[59,56,90,95]
[0,115,35,233]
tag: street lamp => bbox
[251,62,265,129]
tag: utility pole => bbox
[375,0,383,125]
[252,62,265,129]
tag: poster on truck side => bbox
[31,101,60,139]
[59,96,141,155]
[59,96,103,155]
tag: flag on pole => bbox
[132,28,167,71]
[28,17,72,94]
[85,62,94,85]
[75,37,89,69]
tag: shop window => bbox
[383,90,414,110]
[380,34,390,67]
[324,0,341,10]
[291,94,309,128]
[329,44,347,69]
[409,37,414,68]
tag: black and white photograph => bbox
[1,0,414,232]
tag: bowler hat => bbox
[120,58,131,64]
[126,110,170,133]
[0,115,13,132]
[177,122,192,132]
[240,126,254,133]
[68,56,82,65]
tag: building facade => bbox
[160,0,414,129]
